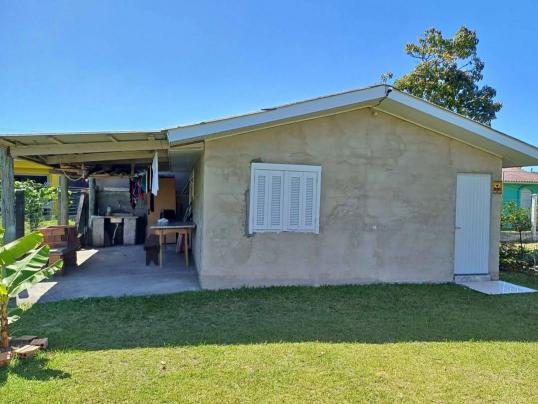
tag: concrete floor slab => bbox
[457,280,536,295]
[18,245,200,303]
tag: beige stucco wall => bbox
[197,109,502,289]
[191,152,205,274]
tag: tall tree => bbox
[392,27,502,125]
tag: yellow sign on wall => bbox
[492,181,503,194]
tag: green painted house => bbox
[502,168,538,208]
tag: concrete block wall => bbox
[95,178,147,217]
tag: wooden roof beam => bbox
[0,138,16,146]
[10,139,168,157]
[45,150,162,165]
[47,136,64,144]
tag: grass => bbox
[1,274,538,403]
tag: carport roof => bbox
[167,85,538,168]
[0,130,169,168]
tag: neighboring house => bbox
[13,159,59,186]
[15,160,60,218]
[502,167,538,209]
[1,85,538,288]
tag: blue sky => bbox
[1,0,537,146]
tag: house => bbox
[13,159,59,186]
[1,85,538,289]
[502,167,538,209]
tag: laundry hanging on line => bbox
[151,152,159,196]
[129,173,146,209]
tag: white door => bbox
[454,173,491,275]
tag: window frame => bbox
[249,162,322,234]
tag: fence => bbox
[43,187,85,220]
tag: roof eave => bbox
[167,85,538,168]
[168,85,389,145]
[503,181,538,184]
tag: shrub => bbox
[15,180,59,231]
[500,202,531,248]
[499,243,537,275]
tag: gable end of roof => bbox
[167,85,538,168]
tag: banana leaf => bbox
[0,232,43,267]
[8,314,20,324]
[3,245,63,297]
[7,305,21,324]
[0,284,7,303]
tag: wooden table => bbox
[150,222,196,268]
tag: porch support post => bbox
[88,177,95,238]
[88,178,96,218]
[0,146,16,242]
[15,189,25,238]
[531,194,538,241]
[59,175,69,225]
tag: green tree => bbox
[501,202,531,248]
[15,181,59,231]
[0,228,62,349]
[391,26,502,125]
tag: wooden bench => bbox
[49,246,77,274]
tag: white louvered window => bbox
[249,163,321,234]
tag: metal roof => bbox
[1,85,537,169]
[167,85,538,168]
[0,130,169,172]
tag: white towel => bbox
[151,152,159,196]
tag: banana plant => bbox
[0,228,63,349]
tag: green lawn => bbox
[2,273,538,403]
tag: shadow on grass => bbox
[8,275,538,351]
[0,355,70,385]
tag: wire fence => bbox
[42,187,85,220]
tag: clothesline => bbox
[128,152,159,209]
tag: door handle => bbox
[455,226,462,230]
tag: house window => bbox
[249,163,321,234]
[520,187,532,209]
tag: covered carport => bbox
[0,130,169,242]
[16,245,200,303]
[0,129,205,300]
